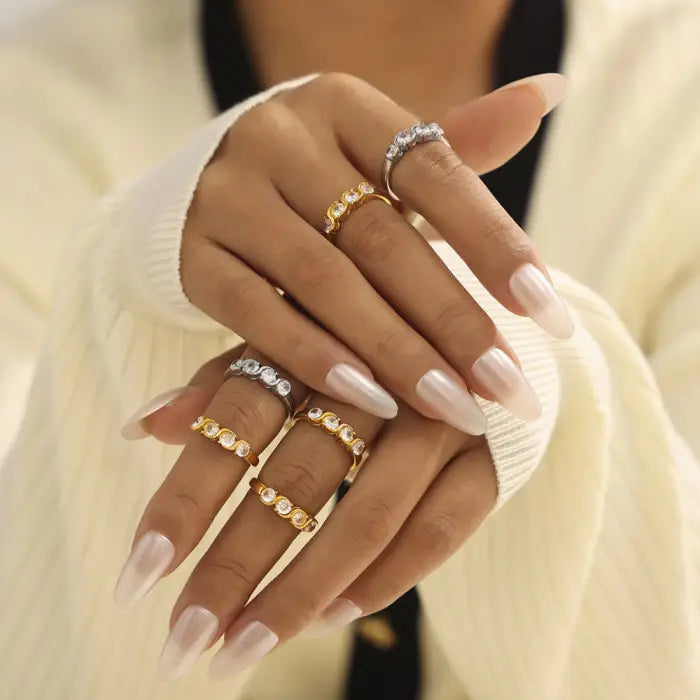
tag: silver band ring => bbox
[382,122,449,202]
[225,358,297,417]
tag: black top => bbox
[200,2,564,698]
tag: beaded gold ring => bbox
[250,478,318,533]
[322,181,392,240]
[190,416,259,468]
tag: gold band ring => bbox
[250,478,318,533]
[292,407,368,482]
[322,181,392,240]
[191,416,259,467]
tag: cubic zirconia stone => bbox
[243,359,260,375]
[331,202,346,218]
[307,407,323,420]
[234,441,251,458]
[323,415,340,431]
[230,359,243,373]
[191,416,205,429]
[276,380,292,396]
[260,368,277,386]
[305,520,317,533]
[359,182,374,194]
[291,511,307,527]
[218,431,236,449]
[395,130,412,146]
[261,487,276,504]
[339,426,354,443]
[386,143,399,160]
[203,422,220,437]
[324,217,333,233]
[344,190,360,204]
[352,439,366,456]
[275,499,292,516]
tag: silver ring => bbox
[382,122,450,202]
[225,358,296,417]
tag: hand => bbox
[180,73,573,435]
[115,347,496,680]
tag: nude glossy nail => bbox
[305,598,362,638]
[159,605,219,680]
[499,73,567,115]
[113,531,174,608]
[472,348,541,422]
[509,264,574,339]
[415,369,486,436]
[120,386,187,440]
[208,621,278,681]
[326,363,398,419]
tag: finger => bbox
[160,398,383,680]
[207,412,473,680]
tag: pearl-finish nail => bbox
[472,348,541,422]
[113,531,174,608]
[326,363,398,419]
[159,606,219,680]
[120,386,187,440]
[498,73,567,115]
[304,598,362,638]
[415,369,487,436]
[208,621,278,681]
[509,264,575,339]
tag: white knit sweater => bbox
[0,1,699,698]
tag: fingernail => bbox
[120,386,188,440]
[415,369,487,436]
[326,363,398,419]
[113,531,174,608]
[509,263,575,339]
[208,621,278,681]
[499,73,567,116]
[159,605,219,680]
[304,598,362,638]
[472,348,541,422]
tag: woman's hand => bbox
[180,73,573,434]
[116,347,496,680]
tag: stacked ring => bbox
[225,357,297,418]
[322,181,392,239]
[382,122,449,201]
[250,477,318,533]
[191,416,259,468]
[293,406,368,483]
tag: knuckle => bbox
[230,98,294,148]
[413,146,476,195]
[314,71,369,99]
[263,451,325,506]
[213,383,268,441]
[292,244,347,294]
[343,205,402,266]
[432,301,499,356]
[480,211,526,253]
[201,554,255,590]
[166,488,210,522]
[349,496,393,550]
[220,273,266,328]
[277,583,321,628]
[416,512,461,559]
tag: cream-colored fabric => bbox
[0,0,698,698]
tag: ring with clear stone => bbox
[225,358,297,418]
[322,181,393,240]
[249,477,318,533]
[190,416,259,467]
[292,407,369,484]
[382,122,450,202]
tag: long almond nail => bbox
[208,621,278,681]
[304,598,362,638]
[120,386,187,440]
[415,369,486,435]
[159,606,219,680]
[113,531,174,608]
[509,263,574,339]
[499,73,567,116]
[472,348,541,421]
[326,363,398,419]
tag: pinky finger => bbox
[309,442,496,634]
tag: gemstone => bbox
[243,359,260,375]
[339,426,354,443]
[229,359,243,373]
[343,190,360,204]
[359,182,374,194]
[412,123,431,140]
[331,202,346,218]
[260,367,277,386]
[323,415,340,431]
[324,217,333,233]
[235,441,251,458]
[191,416,205,429]
[276,380,291,396]
[307,407,323,420]
[395,130,412,146]
[261,487,276,504]
[291,511,307,527]
[305,520,317,533]
[218,431,236,449]
[352,439,366,456]
[203,422,220,437]
[386,143,399,159]
[275,499,292,516]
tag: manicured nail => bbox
[304,598,362,638]
[209,621,278,681]
[326,363,398,419]
[472,348,541,422]
[159,605,219,680]
[509,264,574,339]
[120,386,187,440]
[415,369,486,436]
[499,73,567,116]
[113,531,174,608]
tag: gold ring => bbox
[292,407,368,482]
[250,478,318,533]
[191,416,259,467]
[322,181,392,240]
